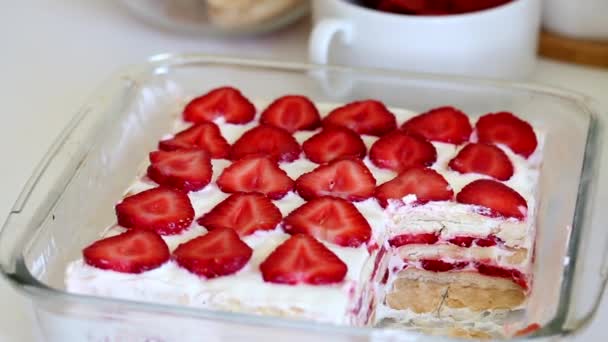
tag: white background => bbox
[1,1,608,341]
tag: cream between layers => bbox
[65,100,542,329]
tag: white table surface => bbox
[0,1,607,341]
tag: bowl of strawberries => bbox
[309,0,542,79]
[362,0,516,15]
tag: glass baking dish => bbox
[0,54,605,341]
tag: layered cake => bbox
[65,87,543,338]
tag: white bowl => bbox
[309,0,542,80]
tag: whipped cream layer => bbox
[395,244,528,269]
[67,227,372,324]
[65,100,543,328]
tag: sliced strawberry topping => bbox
[173,228,252,278]
[230,125,301,162]
[259,95,321,133]
[388,233,439,247]
[374,167,453,208]
[475,263,527,289]
[147,149,212,192]
[283,197,372,247]
[159,122,230,159]
[475,112,538,158]
[197,193,282,237]
[83,230,170,273]
[401,106,472,144]
[369,131,437,172]
[457,179,527,220]
[295,158,376,201]
[323,100,397,136]
[216,156,294,200]
[302,126,366,164]
[259,234,347,285]
[183,86,255,124]
[448,143,514,181]
[420,259,469,272]
[116,187,194,235]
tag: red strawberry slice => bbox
[183,86,255,124]
[159,122,230,159]
[381,270,390,284]
[371,246,387,279]
[388,233,439,247]
[230,125,301,162]
[147,149,212,192]
[475,263,527,289]
[420,259,469,272]
[450,0,514,13]
[283,197,372,247]
[302,126,366,164]
[475,112,538,158]
[375,167,453,208]
[514,323,541,337]
[116,187,195,235]
[197,193,282,237]
[371,0,512,14]
[369,131,437,172]
[475,235,501,247]
[448,236,475,248]
[374,0,451,14]
[401,106,472,144]
[376,0,427,13]
[83,230,170,273]
[217,156,294,200]
[456,179,527,220]
[259,234,347,285]
[295,158,376,201]
[448,235,501,248]
[323,100,397,136]
[259,95,321,133]
[173,228,253,278]
[448,143,514,181]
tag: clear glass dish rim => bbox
[0,53,604,340]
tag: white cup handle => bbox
[309,18,354,65]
